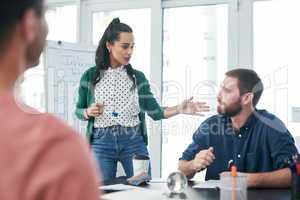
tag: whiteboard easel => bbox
[45,40,96,134]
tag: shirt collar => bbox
[223,109,258,132]
[108,65,125,72]
[241,109,259,130]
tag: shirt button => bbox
[238,134,242,138]
[238,154,241,158]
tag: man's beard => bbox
[217,98,242,117]
[25,21,47,69]
[25,39,44,68]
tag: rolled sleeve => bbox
[267,118,299,169]
[179,123,209,161]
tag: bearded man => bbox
[178,68,298,188]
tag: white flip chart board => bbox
[45,40,96,134]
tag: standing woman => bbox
[75,18,209,181]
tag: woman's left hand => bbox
[177,97,210,116]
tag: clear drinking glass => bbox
[220,172,247,200]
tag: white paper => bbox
[99,184,139,191]
[192,180,221,189]
[149,178,167,183]
[102,187,163,200]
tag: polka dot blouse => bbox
[94,66,140,128]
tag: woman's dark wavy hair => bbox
[93,18,136,90]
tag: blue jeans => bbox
[91,125,149,182]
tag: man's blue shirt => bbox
[180,109,298,180]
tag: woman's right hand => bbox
[86,103,104,117]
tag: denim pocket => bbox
[92,128,107,140]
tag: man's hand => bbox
[192,147,215,172]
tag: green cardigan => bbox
[75,66,165,145]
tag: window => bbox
[92,8,151,78]
[20,5,77,112]
[162,5,228,178]
[254,0,300,137]
[46,5,78,43]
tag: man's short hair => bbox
[0,0,44,44]
[226,68,264,106]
